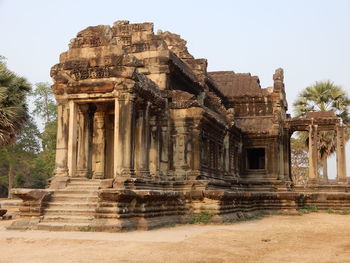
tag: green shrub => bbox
[190,211,213,224]
[297,205,318,214]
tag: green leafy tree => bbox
[31,82,57,180]
[0,57,31,196]
[293,80,350,181]
[0,59,58,197]
[32,82,57,123]
[0,58,30,146]
[0,118,41,197]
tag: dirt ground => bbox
[1,213,350,263]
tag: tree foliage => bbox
[294,80,350,124]
[33,82,57,177]
[32,82,57,123]
[0,59,57,197]
[0,58,31,146]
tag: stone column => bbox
[188,124,201,180]
[284,131,291,181]
[92,105,106,179]
[308,124,318,184]
[234,145,239,177]
[237,142,243,177]
[159,124,169,179]
[114,93,136,179]
[54,102,69,177]
[135,102,150,178]
[76,104,90,177]
[336,125,347,184]
[149,115,160,179]
[172,123,189,180]
[223,134,230,177]
[67,101,78,177]
[278,132,285,180]
[217,143,223,178]
[141,102,150,178]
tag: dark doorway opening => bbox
[247,148,265,169]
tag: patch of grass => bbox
[326,208,350,215]
[297,205,318,215]
[235,211,268,222]
[77,226,93,232]
[190,211,213,224]
[327,208,334,214]
[336,210,350,215]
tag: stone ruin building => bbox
[10,21,348,231]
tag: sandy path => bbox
[1,213,350,263]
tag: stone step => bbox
[65,186,99,190]
[243,187,274,191]
[53,189,99,195]
[44,208,96,216]
[68,182,100,187]
[50,195,98,202]
[37,222,93,231]
[42,215,94,223]
[48,202,98,209]
[69,179,100,184]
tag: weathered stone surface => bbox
[11,189,52,201]
[10,189,53,218]
[48,176,69,189]
[99,179,114,189]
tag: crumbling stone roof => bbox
[208,71,266,97]
[306,111,335,118]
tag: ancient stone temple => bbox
[10,21,348,231]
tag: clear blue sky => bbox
[1,0,349,177]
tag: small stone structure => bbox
[9,21,348,231]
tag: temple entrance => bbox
[75,101,115,179]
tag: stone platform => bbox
[8,178,350,232]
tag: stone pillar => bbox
[67,101,78,177]
[149,115,160,179]
[114,93,136,179]
[278,132,285,180]
[92,105,106,179]
[284,131,291,181]
[135,102,150,178]
[308,124,318,184]
[76,104,90,177]
[188,124,201,180]
[223,134,230,177]
[159,124,169,179]
[237,142,243,176]
[172,123,189,180]
[336,125,347,184]
[217,143,223,178]
[234,145,239,177]
[54,102,69,177]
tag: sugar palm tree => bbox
[0,58,30,197]
[0,59,30,146]
[293,80,350,181]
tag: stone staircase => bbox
[37,178,100,231]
